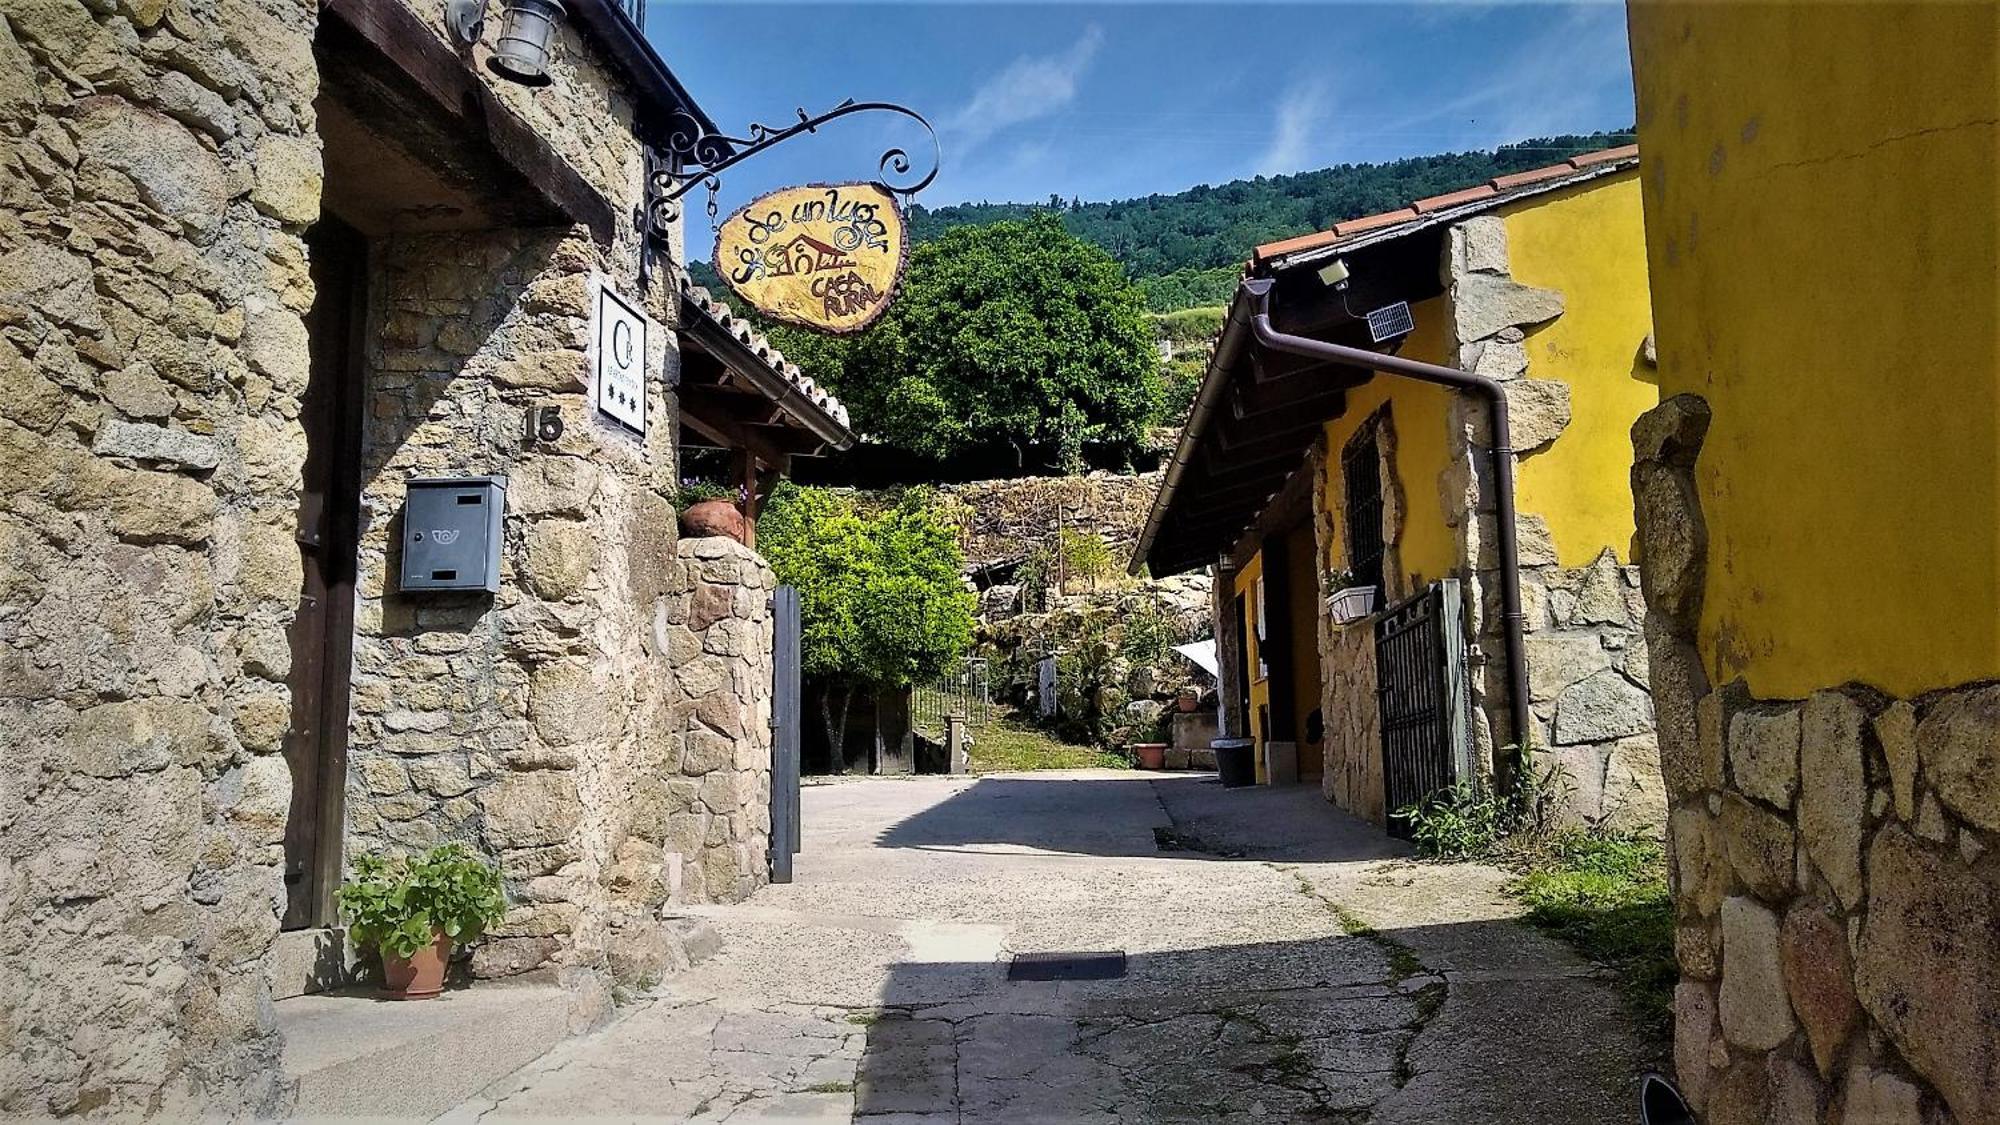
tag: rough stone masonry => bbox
[1636,393,2000,1124]
[0,0,782,1115]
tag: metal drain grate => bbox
[1006,951,1127,981]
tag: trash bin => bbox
[1212,738,1256,788]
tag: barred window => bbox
[1341,423,1385,593]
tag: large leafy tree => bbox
[885,214,1159,469]
[762,214,1159,471]
[757,485,975,772]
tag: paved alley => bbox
[447,772,1655,1123]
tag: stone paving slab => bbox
[445,770,1653,1123]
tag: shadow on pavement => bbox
[873,772,1406,865]
[852,924,1647,1124]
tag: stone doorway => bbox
[280,215,370,930]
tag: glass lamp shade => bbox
[487,0,566,87]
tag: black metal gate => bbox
[1374,579,1473,834]
[770,585,802,883]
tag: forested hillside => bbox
[690,130,1630,311]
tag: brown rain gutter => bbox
[1242,278,1534,773]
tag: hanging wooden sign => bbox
[713,183,906,335]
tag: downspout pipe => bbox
[1242,278,1534,780]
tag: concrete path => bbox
[446,771,1656,1123]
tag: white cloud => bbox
[943,24,1105,155]
[1254,78,1333,177]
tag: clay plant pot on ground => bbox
[679,498,747,543]
[338,843,506,1003]
[1175,690,1200,713]
[1132,743,1168,770]
[381,930,452,1001]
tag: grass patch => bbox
[1501,829,1675,1040]
[967,718,1129,773]
[804,1081,855,1094]
[842,1010,883,1026]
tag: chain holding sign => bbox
[713,183,907,335]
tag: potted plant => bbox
[337,843,507,1001]
[675,480,745,543]
[1175,687,1200,713]
[1132,742,1168,770]
[1325,567,1379,625]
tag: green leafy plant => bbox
[1119,606,1175,668]
[1392,781,1515,859]
[337,844,507,959]
[757,484,976,773]
[1391,751,1573,860]
[1056,529,1114,593]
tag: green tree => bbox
[757,485,975,772]
[879,213,1159,468]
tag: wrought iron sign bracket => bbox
[638,99,938,290]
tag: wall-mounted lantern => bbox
[445,0,567,87]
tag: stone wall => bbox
[924,470,1162,577]
[1638,393,2000,1123]
[0,0,764,1113]
[1319,619,1384,825]
[0,0,319,1114]
[661,536,775,907]
[1441,215,1660,828]
[344,225,710,1002]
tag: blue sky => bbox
[650,3,1635,214]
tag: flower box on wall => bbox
[1328,586,1379,625]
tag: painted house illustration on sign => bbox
[1135,146,1665,831]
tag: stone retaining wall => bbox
[1637,394,2000,1123]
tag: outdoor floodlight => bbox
[1317,258,1351,289]
[445,0,567,88]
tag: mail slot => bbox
[399,476,505,593]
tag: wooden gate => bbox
[1374,579,1473,834]
[769,585,802,883]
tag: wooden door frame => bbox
[282,215,369,930]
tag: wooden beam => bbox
[679,403,791,469]
[320,0,617,244]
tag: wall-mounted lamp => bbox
[445,0,567,87]
[1316,258,1351,290]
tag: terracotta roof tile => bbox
[1334,207,1419,237]
[1251,144,1639,265]
[673,269,852,430]
[1413,184,1498,214]
[1569,143,1639,168]
[1489,162,1575,190]
[1253,229,1340,261]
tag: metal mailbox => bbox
[399,476,505,593]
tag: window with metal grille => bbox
[1342,423,1385,593]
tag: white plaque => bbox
[594,282,647,434]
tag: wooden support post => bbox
[734,447,758,549]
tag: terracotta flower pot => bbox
[380,930,451,1000]
[1132,743,1168,770]
[1175,691,1200,713]
[679,498,746,543]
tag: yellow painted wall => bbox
[1284,528,1323,780]
[1320,296,1457,588]
[1629,3,2000,698]
[1504,173,1658,566]
[1232,552,1269,781]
